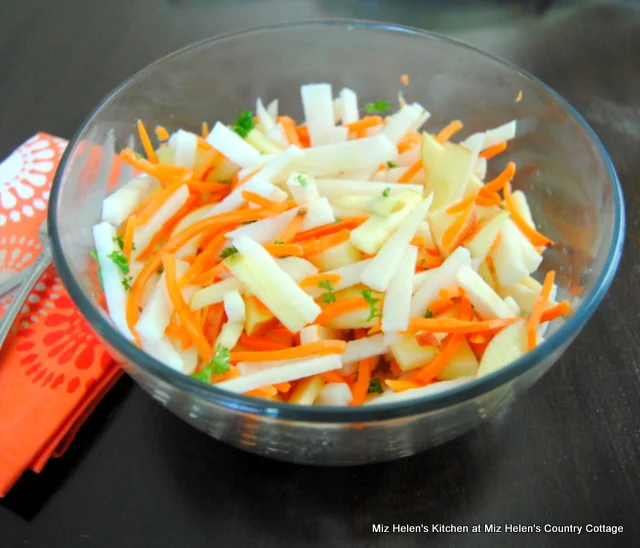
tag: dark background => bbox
[1,0,640,546]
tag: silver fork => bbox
[0,222,51,347]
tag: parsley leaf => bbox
[318,279,337,304]
[221,246,238,259]
[425,308,434,318]
[365,100,391,114]
[360,289,381,321]
[368,378,383,394]
[296,174,308,186]
[274,240,284,245]
[387,161,398,168]
[113,234,125,250]
[232,110,255,138]
[107,250,129,274]
[382,187,391,198]
[192,344,231,383]
[121,276,133,291]
[89,249,103,287]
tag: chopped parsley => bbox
[318,279,337,304]
[107,250,129,275]
[274,240,284,245]
[296,174,308,186]
[387,161,398,168]
[365,100,391,114]
[361,289,381,321]
[382,187,391,198]
[113,234,124,250]
[232,110,255,138]
[221,246,238,259]
[192,344,231,383]
[121,276,133,291]
[368,378,383,394]
[425,308,434,318]
[134,152,143,159]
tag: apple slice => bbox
[421,132,444,176]
[244,296,275,336]
[437,338,478,381]
[464,210,510,261]
[288,375,326,405]
[307,240,362,271]
[478,319,539,377]
[390,334,439,372]
[491,220,542,286]
[456,264,516,319]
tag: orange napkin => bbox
[0,133,121,497]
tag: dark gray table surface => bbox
[1,1,639,546]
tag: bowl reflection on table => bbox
[48,21,624,465]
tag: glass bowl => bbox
[48,21,625,465]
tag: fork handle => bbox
[0,246,52,349]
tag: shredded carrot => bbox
[442,204,475,251]
[435,120,463,145]
[239,334,291,351]
[203,303,225,345]
[194,148,220,180]
[428,298,456,316]
[163,254,212,360]
[230,340,346,363]
[527,271,555,350]
[401,74,409,85]
[155,125,170,141]
[480,141,507,160]
[415,332,442,347]
[350,358,373,406]
[295,125,310,148]
[516,90,523,103]
[263,243,304,257]
[165,321,192,350]
[278,116,302,147]
[241,190,287,211]
[504,182,553,247]
[120,148,191,181]
[274,382,291,393]
[390,361,402,375]
[294,216,368,242]
[276,208,307,243]
[233,166,263,189]
[122,215,137,259]
[475,192,502,207]
[344,116,382,137]
[398,159,422,183]
[446,193,478,215]
[386,379,420,393]
[135,180,185,225]
[299,273,342,288]
[438,285,463,300]
[137,120,158,164]
[136,195,199,261]
[315,297,368,325]
[481,161,516,195]
[410,236,427,248]
[181,231,227,285]
[406,316,520,334]
[468,332,493,345]
[201,121,210,139]
[322,371,346,384]
[245,386,278,398]
[126,207,278,331]
[540,300,571,322]
[302,229,351,256]
[397,131,421,153]
[416,250,443,270]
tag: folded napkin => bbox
[0,133,120,497]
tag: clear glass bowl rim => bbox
[48,20,626,423]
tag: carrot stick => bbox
[446,193,477,215]
[415,332,442,347]
[401,74,410,85]
[122,215,137,259]
[155,125,170,141]
[203,303,225,345]
[136,180,186,225]
[276,209,307,243]
[230,340,346,363]
[410,236,428,248]
[481,161,516,195]
[427,298,455,316]
[314,298,368,325]
[299,273,342,288]
[262,243,304,257]
[120,148,191,180]
[201,121,210,139]
[406,316,520,334]
[344,116,382,136]
[527,271,555,350]
[278,116,302,147]
[194,148,220,181]
[163,254,213,361]
[504,182,553,247]
[475,192,502,207]
[322,371,346,384]
[386,379,421,393]
[137,120,158,164]
[350,358,373,406]
[184,180,231,193]
[480,141,507,159]
[294,216,368,242]
[180,231,227,285]
[274,382,291,393]
[245,386,278,398]
[435,120,463,145]
[165,321,192,350]
[241,190,287,211]
[302,229,351,256]
[126,207,278,331]
[468,332,493,345]
[540,300,571,322]
[397,131,421,153]
[238,334,291,351]
[438,285,463,300]
[398,159,422,183]
[442,204,475,250]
